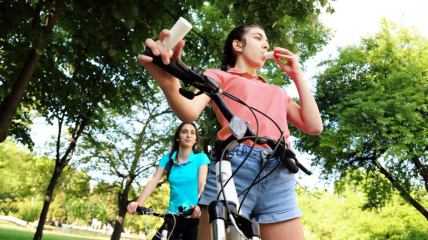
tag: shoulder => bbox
[203,68,223,76]
[162,153,171,160]
[203,69,227,85]
[193,152,210,165]
[194,152,208,158]
[159,153,172,168]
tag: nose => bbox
[262,42,269,50]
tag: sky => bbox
[29,0,428,189]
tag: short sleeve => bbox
[197,153,211,167]
[159,153,171,169]
[203,69,223,87]
[283,89,295,104]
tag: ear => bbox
[232,40,243,53]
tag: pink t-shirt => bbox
[203,68,294,148]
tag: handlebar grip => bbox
[182,208,194,217]
[143,47,192,83]
[296,162,312,175]
[136,206,153,215]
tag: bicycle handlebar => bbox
[136,206,194,218]
[143,47,311,175]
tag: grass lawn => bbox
[0,223,109,240]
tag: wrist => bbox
[290,71,305,82]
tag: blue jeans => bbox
[199,144,303,223]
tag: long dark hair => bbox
[165,122,203,180]
[221,23,261,71]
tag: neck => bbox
[234,59,257,75]
[176,146,192,163]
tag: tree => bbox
[0,0,62,144]
[292,19,428,220]
[0,139,54,199]
[81,93,174,240]
[298,179,428,239]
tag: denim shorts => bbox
[199,144,303,224]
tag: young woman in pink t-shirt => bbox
[138,24,322,240]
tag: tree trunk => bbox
[33,164,64,240]
[373,159,428,221]
[0,3,62,143]
[410,152,428,194]
[111,190,129,240]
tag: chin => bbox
[255,62,264,69]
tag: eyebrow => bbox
[252,32,268,42]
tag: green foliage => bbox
[299,184,428,239]
[0,198,19,215]
[0,140,95,222]
[0,139,54,199]
[1,0,333,146]
[292,19,428,216]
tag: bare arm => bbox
[190,164,209,219]
[137,30,210,122]
[273,47,323,135]
[197,165,208,198]
[127,166,165,215]
[286,73,323,135]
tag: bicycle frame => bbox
[143,47,311,240]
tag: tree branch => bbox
[103,155,128,179]
[372,158,428,220]
[409,148,428,194]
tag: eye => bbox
[255,36,261,40]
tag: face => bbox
[234,27,269,68]
[176,124,197,149]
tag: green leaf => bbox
[133,6,138,17]
[101,41,109,49]
[35,48,45,55]
[126,20,135,29]
[108,49,117,57]
[112,9,120,19]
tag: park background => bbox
[1,0,427,239]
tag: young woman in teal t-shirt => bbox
[127,122,210,240]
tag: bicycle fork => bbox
[208,160,261,240]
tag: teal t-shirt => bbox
[159,151,210,213]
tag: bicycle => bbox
[143,47,312,240]
[137,206,195,240]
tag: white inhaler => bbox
[263,51,275,60]
[162,17,192,50]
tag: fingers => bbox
[159,29,171,42]
[137,55,152,65]
[273,47,294,56]
[273,56,285,66]
[156,40,170,65]
[144,36,170,65]
[191,205,201,219]
[127,202,141,215]
[274,53,294,61]
[171,40,185,61]
[145,38,159,55]
[127,203,133,215]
